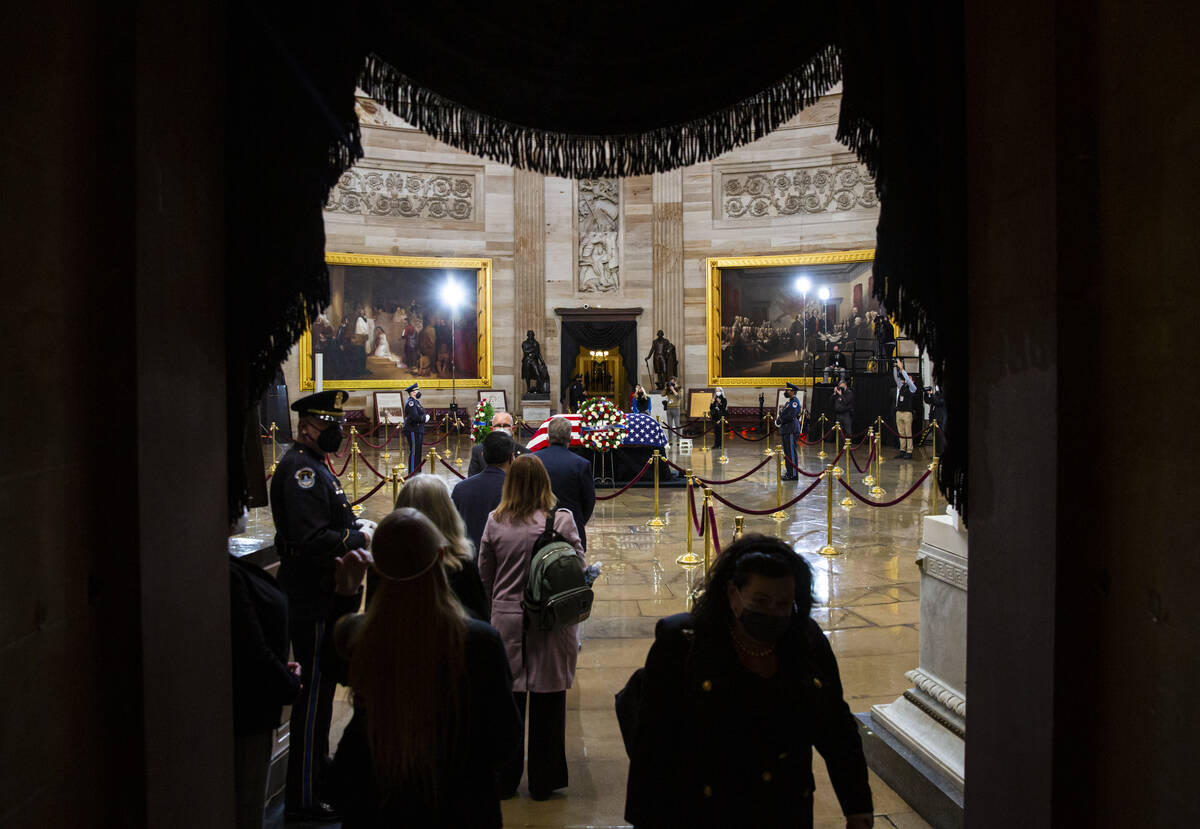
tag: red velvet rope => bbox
[837,468,932,507]
[438,457,467,480]
[707,504,722,555]
[732,429,771,442]
[798,427,836,445]
[707,474,822,515]
[349,476,388,506]
[356,451,390,481]
[663,454,772,486]
[687,482,704,535]
[354,431,389,449]
[783,446,841,478]
[849,444,876,474]
[594,461,652,501]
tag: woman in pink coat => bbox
[478,454,586,801]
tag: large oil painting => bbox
[299,253,492,390]
[706,249,876,387]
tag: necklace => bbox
[730,627,775,658]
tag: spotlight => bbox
[818,286,831,301]
[440,278,465,309]
[796,275,811,294]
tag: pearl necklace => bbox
[730,627,775,658]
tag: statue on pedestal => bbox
[521,330,550,398]
[645,330,678,391]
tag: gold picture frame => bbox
[706,249,876,387]
[299,252,493,390]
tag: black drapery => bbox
[227,1,967,522]
[559,321,639,403]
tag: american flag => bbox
[525,413,667,452]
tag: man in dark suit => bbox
[536,416,596,550]
[453,430,515,553]
[467,410,529,476]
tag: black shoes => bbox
[285,802,341,823]
[893,451,907,459]
[782,475,798,481]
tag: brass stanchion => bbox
[350,437,363,516]
[268,421,279,474]
[345,426,360,482]
[702,487,714,574]
[875,415,885,465]
[676,469,701,566]
[428,447,438,477]
[840,438,855,509]
[718,417,729,464]
[817,414,828,459]
[870,427,886,498]
[733,515,745,540]
[928,419,939,471]
[763,414,774,457]
[646,450,665,528]
[380,417,391,463]
[929,456,940,516]
[701,413,710,452]
[832,423,844,478]
[771,447,787,522]
[390,465,401,505]
[863,427,877,486]
[441,414,452,459]
[819,465,838,556]
[453,418,464,467]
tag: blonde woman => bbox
[478,454,586,800]
[327,509,521,828]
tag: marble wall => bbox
[281,90,881,423]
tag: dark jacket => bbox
[708,395,728,423]
[467,438,528,477]
[229,555,300,735]
[631,393,651,413]
[833,387,855,415]
[624,614,872,829]
[328,618,522,829]
[403,396,426,434]
[536,444,596,550]
[452,466,506,555]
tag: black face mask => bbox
[736,594,793,643]
[317,424,343,454]
[414,391,421,399]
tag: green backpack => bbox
[522,509,594,633]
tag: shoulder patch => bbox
[295,467,316,489]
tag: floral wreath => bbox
[472,399,495,442]
[578,397,626,451]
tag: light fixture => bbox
[440,278,465,310]
[796,275,811,295]
[818,286,831,301]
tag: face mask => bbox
[495,426,512,435]
[738,606,792,644]
[414,391,422,399]
[317,424,343,454]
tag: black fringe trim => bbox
[358,47,843,179]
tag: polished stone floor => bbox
[249,431,939,828]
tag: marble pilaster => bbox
[513,168,546,410]
[652,170,684,379]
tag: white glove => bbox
[424,413,430,423]
[355,518,377,545]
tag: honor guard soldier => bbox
[777,382,803,480]
[270,390,376,821]
[402,381,428,471]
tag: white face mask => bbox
[494,425,512,435]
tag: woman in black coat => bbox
[708,387,729,449]
[622,534,873,829]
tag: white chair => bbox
[677,438,693,453]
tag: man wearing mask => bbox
[270,390,375,821]
[467,410,529,476]
[776,382,803,480]
[833,379,855,446]
[402,381,428,471]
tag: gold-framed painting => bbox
[706,249,876,387]
[299,252,493,390]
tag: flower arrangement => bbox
[472,399,495,442]
[578,396,626,451]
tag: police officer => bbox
[776,382,803,480]
[402,381,428,471]
[270,390,375,821]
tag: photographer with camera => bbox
[662,377,681,446]
[833,379,855,446]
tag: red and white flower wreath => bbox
[578,397,626,451]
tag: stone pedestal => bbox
[858,508,967,829]
[522,402,551,425]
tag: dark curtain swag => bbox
[559,321,640,403]
[227,2,967,522]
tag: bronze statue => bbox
[521,330,550,396]
[645,330,678,390]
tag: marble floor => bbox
[249,431,939,828]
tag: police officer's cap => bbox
[405,382,419,393]
[291,390,348,423]
[786,382,801,391]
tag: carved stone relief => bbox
[577,178,620,293]
[721,163,877,219]
[325,165,476,221]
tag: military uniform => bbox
[776,384,802,480]
[269,390,368,817]
[402,382,426,471]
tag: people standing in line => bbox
[386,474,490,622]
[454,430,516,555]
[923,383,947,458]
[478,455,587,801]
[833,379,855,446]
[269,390,375,822]
[468,410,528,477]
[662,378,681,446]
[709,387,729,449]
[823,343,849,384]
[892,359,918,459]
[631,384,652,413]
[402,382,427,472]
[621,534,874,829]
[327,510,522,829]
[536,416,596,551]
[776,382,802,481]
[229,523,301,829]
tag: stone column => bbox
[514,168,547,415]
[652,170,684,379]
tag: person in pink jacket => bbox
[478,454,587,801]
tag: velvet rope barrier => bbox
[687,482,704,535]
[798,427,836,445]
[356,451,390,481]
[349,476,389,507]
[838,468,932,507]
[325,452,354,477]
[708,474,822,515]
[594,460,653,501]
[783,446,842,477]
[706,504,722,556]
[850,443,875,474]
[421,433,450,447]
[354,431,390,449]
[438,457,467,479]
[732,429,771,442]
[408,457,425,475]
[663,454,772,486]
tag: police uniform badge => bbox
[295,467,316,489]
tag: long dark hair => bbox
[691,533,814,634]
